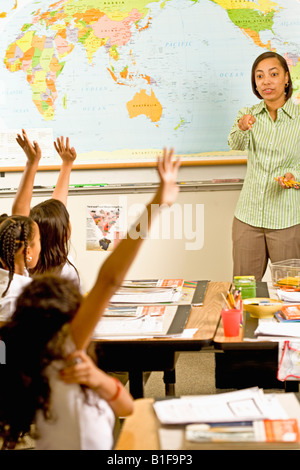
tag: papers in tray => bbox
[153,388,288,425]
[93,305,179,337]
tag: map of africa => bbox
[1,0,300,166]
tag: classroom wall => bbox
[0,164,249,293]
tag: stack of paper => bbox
[154,389,300,449]
[153,388,287,425]
[110,279,184,304]
[93,305,179,338]
[254,318,300,340]
[277,290,300,303]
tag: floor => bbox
[144,350,217,398]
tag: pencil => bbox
[221,293,231,309]
[275,177,300,188]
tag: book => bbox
[281,305,300,320]
[109,279,209,306]
[110,279,184,304]
[185,419,300,444]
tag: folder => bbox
[92,304,191,338]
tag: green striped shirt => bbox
[228,99,300,229]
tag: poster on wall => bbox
[86,204,125,252]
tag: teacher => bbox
[228,51,300,281]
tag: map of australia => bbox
[1,0,300,164]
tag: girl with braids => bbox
[12,129,81,289]
[0,148,180,450]
[0,216,40,321]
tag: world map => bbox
[1,0,300,166]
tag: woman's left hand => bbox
[277,173,299,189]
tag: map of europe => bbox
[1,0,300,166]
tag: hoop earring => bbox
[285,83,289,88]
[27,256,32,262]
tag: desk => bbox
[213,310,298,391]
[93,281,230,399]
[115,394,300,450]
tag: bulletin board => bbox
[0,0,298,171]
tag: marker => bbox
[53,184,108,188]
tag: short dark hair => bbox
[251,52,293,101]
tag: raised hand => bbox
[155,148,181,206]
[16,129,41,165]
[54,136,77,164]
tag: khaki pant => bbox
[232,217,300,281]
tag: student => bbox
[0,148,181,450]
[228,51,300,281]
[13,130,80,288]
[0,216,40,321]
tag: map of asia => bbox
[1,0,300,166]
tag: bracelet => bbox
[108,377,122,402]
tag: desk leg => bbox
[285,381,299,393]
[128,370,144,399]
[163,369,176,396]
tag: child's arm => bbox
[52,136,77,206]
[12,129,41,216]
[70,148,181,350]
[60,350,134,417]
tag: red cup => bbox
[221,308,241,337]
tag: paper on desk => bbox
[93,305,177,337]
[153,388,287,425]
[110,288,182,304]
[255,318,300,338]
[277,290,300,303]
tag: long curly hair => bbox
[0,216,36,297]
[29,199,78,279]
[0,275,83,449]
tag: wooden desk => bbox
[115,395,300,450]
[94,281,230,399]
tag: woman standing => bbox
[228,51,300,281]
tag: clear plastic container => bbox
[270,259,300,288]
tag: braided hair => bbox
[0,216,35,297]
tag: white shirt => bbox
[0,268,32,321]
[61,256,84,293]
[35,325,115,450]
